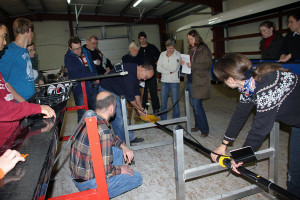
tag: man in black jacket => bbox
[279,12,300,62]
[99,63,154,144]
[137,32,161,113]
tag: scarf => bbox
[238,77,256,99]
[189,46,198,64]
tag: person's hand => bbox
[38,80,44,85]
[278,53,292,62]
[40,105,56,118]
[180,60,184,65]
[96,59,101,65]
[210,145,227,163]
[187,62,191,68]
[95,80,100,84]
[230,160,243,174]
[284,53,292,62]
[279,54,286,61]
[0,149,25,176]
[121,144,134,164]
[138,108,146,117]
[120,165,133,176]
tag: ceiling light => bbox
[67,0,71,4]
[133,0,143,7]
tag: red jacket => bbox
[0,100,41,147]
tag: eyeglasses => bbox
[28,48,36,53]
[72,47,81,51]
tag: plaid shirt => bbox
[70,115,123,180]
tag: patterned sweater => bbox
[224,70,300,151]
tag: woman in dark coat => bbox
[259,21,284,60]
[186,30,212,137]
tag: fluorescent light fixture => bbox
[67,0,71,4]
[133,0,143,7]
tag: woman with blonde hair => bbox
[122,41,144,124]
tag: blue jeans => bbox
[160,82,180,120]
[187,82,209,133]
[288,127,300,198]
[73,87,98,122]
[99,86,136,142]
[73,147,143,198]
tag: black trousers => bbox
[142,73,160,112]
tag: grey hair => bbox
[88,35,98,41]
[141,63,153,72]
[166,39,176,47]
[129,41,140,50]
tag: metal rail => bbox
[35,71,128,87]
[171,123,299,200]
[121,89,191,151]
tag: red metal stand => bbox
[66,81,89,112]
[49,116,109,200]
[60,81,89,141]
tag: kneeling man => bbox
[70,91,142,198]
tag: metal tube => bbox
[35,72,128,87]
[238,166,299,200]
[155,122,299,200]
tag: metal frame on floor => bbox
[173,122,279,200]
[121,89,191,151]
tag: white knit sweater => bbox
[157,49,181,83]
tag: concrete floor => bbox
[47,82,290,199]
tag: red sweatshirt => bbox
[0,73,13,102]
[0,100,41,147]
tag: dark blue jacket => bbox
[122,53,144,65]
[64,47,98,95]
[99,63,140,101]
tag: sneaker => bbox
[130,137,144,145]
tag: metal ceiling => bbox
[0,0,216,22]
